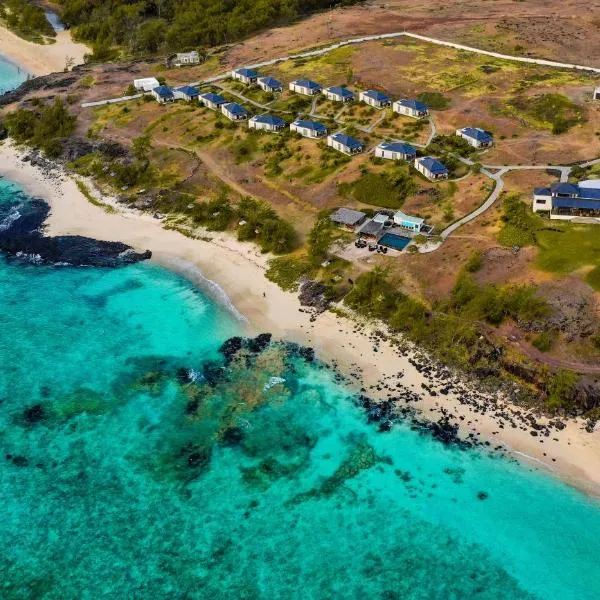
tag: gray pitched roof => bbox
[330,207,366,226]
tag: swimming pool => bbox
[378,232,411,250]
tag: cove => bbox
[1,178,600,598]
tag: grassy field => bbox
[535,224,600,290]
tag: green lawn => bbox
[535,224,600,289]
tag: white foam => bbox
[0,206,21,231]
[158,255,248,323]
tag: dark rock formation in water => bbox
[0,196,151,267]
[23,404,46,424]
[0,71,82,107]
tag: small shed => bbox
[329,208,367,229]
[594,86,600,101]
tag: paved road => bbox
[81,31,600,108]
[439,167,507,240]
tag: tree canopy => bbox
[58,0,362,57]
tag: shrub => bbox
[338,169,417,209]
[266,256,313,291]
[532,331,555,352]
[417,91,450,110]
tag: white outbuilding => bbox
[134,77,160,92]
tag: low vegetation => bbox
[0,0,55,43]
[4,98,76,157]
[506,93,586,134]
[497,194,600,290]
[338,168,418,209]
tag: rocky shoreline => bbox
[0,187,151,267]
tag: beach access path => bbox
[1,140,599,499]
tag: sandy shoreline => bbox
[1,141,599,498]
[0,25,87,76]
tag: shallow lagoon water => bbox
[2,164,600,599]
[0,55,27,95]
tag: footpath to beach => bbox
[0,25,87,76]
[0,141,599,498]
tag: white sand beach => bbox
[0,25,87,76]
[1,140,599,498]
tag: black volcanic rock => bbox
[0,73,80,106]
[247,333,272,353]
[0,197,151,267]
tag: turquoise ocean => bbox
[0,55,27,95]
[1,70,600,596]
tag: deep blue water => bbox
[1,166,600,595]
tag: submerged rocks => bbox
[23,404,46,424]
[247,333,272,353]
[0,197,151,267]
[219,337,244,364]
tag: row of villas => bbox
[146,84,450,179]
[138,79,491,180]
[231,68,431,118]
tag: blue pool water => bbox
[379,231,412,250]
[0,54,27,95]
[1,179,600,598]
